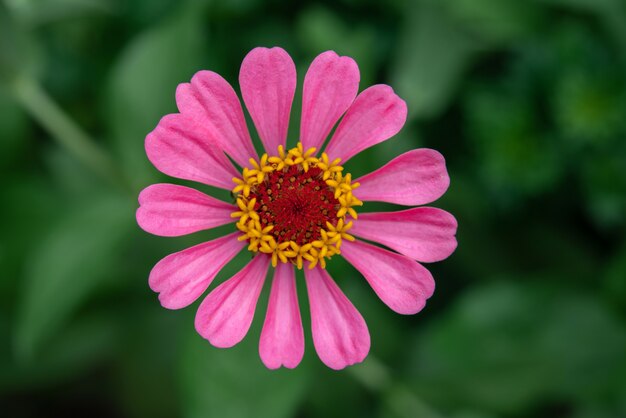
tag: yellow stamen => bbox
[230,142,360,269]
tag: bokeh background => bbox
[2,0,626,417]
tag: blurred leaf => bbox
[1,312,119,390]
[5,0,115,25]
[465,80,563,203]
[105,5,206,190]
[545,19,617,77]
[605,242,626,309]
[540,0,626,57]
[296,6,381,86]
[408,281,626,415]
[581,148,626,228]
[14,193,134,361]
[180,325,309,418]
[551,66,625,146]
[391,0,481,120]
[0,87,29,168]
[114,306,182,418]
[0,177,62,308]
[44,145,103,197]
[449,412,497,418]
[0,2,32,83]
[123,0,181,26]
[238,18,294,60]
[304,369,365,418]
[539,0,622,13]
[381,384,447,418]
[441,0,544,44]
[211,0,262,17]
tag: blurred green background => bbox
[2,0,626,417]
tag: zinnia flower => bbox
[136,47,457,370]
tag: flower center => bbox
[252,166,338,246]
[231,143,363,269]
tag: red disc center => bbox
[250,166,339,246]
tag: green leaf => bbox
[442,0,544,44]
[0,3,33,84]
[114,307,183,418]
[605,242,626,308]
[14,193,134,362]
[408,281,626,415]
[2,312,119,390]
[296,6,381,86]
[539,0,626,58]
[180,324,309,418]
[581,148,626,228]
[0,177,62,309]
[105,5,206,190]
[5,0,115,25]
[539,0,622,13]
[552,68,626,145]
[0,87,29,169]
[465,81,563,203]
[390,0,481,120]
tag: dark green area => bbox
[1,0,625,417]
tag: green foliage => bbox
[391,1,480,120]
[409,281,626,416]
[14,193,133,361]
[296,6,381,86]
[5,0,115,25]
[1,0,626,417]
[180,327,309,418]
[105,4,207,190]
[465,80,563,202]
[0,3,33,83]
[582,149,626,228]
[441,0,545,43]
[0,88,29,167]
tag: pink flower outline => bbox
[137,47,457,370]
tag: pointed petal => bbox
[148,232,244,309]
[176,70,257,167]
[145,113,240,189]
[304,267,369,370]
[259,263,304,369]
[137,183,235,237]
[240,47,296,154]
[324,85,407,163]
[351,207,457,263]
[341,240,435,315]
[300,51,360,151]
[354,149,450,205]
[195,255,270,348]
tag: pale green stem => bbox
[11,75,130,192]
[349,355,445,418]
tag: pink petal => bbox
[195,255,270,348]
[148,232,244,310]
[304,266,370,370]
[240,47,296,155]
[341,240,435,315]
[351,207,457,263]
[354,149,450,205]
[324,85,407,163]
[137,183,235,237]
[300,51,360,151]
[145,113,240,189]
[175,70,257,167]
[259,263,304,369]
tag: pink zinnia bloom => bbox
[136,47,457,370]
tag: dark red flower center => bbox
[250,166,339,246]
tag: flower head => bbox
[230,143,358,269]
[136,47,457,370]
